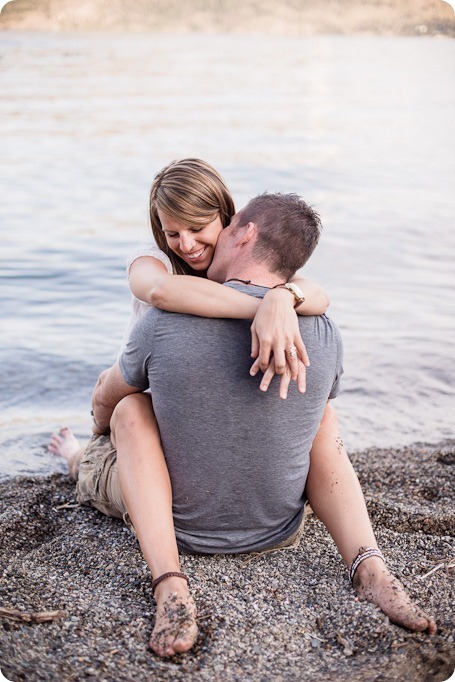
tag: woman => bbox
[50,159,436,659]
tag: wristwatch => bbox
[273,282,306,307]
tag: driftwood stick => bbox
[52,502,80,511]
[418,558,455,580]
[336,632,354,656]
[0,607,67,623]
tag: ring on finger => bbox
[286,346,298,358]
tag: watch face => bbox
[287,283,304,300]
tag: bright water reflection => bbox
[1,32,454,478]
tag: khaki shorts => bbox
[76,434,307,551]
[76,434,132,528]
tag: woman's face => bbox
[158,210,224,272]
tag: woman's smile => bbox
[185,245,208,261]
[158,210,224,271]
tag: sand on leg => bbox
[306,403,436,634]
[110,393,198,657]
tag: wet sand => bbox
[0,440,454,681]
[1,0,455,36]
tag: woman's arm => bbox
[129,257,329,318]
[291,276,330,315]
[129,256,259,319]
[129,255,330,386]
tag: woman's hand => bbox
[251,356,307,399]
[250,288,309,381]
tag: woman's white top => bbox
[119,241,173,353]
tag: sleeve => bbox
[328,326,344,400]
[126,240,173,279]
[118,311,158,390]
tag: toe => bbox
[173,636,196,654]
[173,621,198,653]
[427,618,437,635]
[48,435,61,452]
[164,645,177,657]
[401,609,435,633]
[149,637,162,656]
[412,616,432,632]
[150,639,174,658]
[413,606,437,634]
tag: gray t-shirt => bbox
[119,283,343,554]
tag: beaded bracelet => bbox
[349,547,385,583]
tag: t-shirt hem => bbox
[174,509,305,555]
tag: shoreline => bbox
[1,0,455,36]
[0,439,454,681]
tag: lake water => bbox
[1,31,454,479]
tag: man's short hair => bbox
[237,193,322,280]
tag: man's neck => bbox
[223,269,285,288]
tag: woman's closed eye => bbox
[166,227,204,238]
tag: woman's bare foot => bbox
[150,577,198,658]
[48,427,84,480]
[353,556,437,634]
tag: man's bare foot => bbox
[150,577,198,658]
[353,556,437,634]
[48,427,84,480]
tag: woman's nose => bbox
[180,233,195,253]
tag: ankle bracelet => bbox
[151,571,189,595]
[349,547,385,584]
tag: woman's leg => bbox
[109,393,198,657]
[49,396,198,658]
[306,403,436,633]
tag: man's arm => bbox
[91,362,143,434]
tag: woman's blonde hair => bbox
[149,158,235,275]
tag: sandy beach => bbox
[0,440,453,681]
[1,0,455,36]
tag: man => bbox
[52,193,435,658]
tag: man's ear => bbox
[235,222,257,246]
